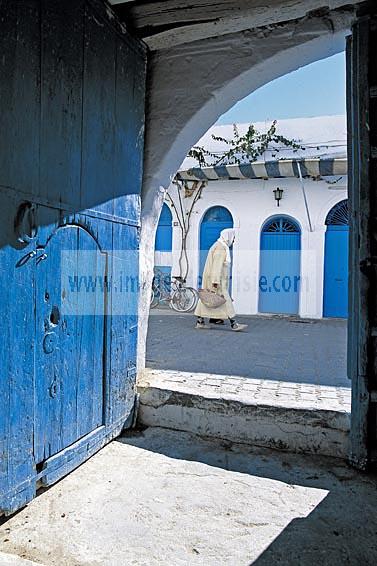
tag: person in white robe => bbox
[195,228,247,331]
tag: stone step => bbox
[137,369,351,459]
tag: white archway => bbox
[137,6,356,368]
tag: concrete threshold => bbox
[0,552,44,565]
[137,369,351,459]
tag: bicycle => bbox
[150,269,198,312]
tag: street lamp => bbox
[273,187,284,207]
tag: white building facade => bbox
[154,116,348,319]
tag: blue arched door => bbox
[199,206,233,286]
[259,217,301,315]
[155,203,173,252]
[155,203,173,283]
[323,200,349,318]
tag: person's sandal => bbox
[231,323,248,332]
[195,321,210,329]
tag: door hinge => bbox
[370,390,377,403]
[360,257,377,275]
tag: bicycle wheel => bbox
[186,287,199,311]
[171,287,198,312]
[150,284,161,309]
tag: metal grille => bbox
[263,217,300,233]
[325,199,349,226]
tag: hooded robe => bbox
[195,228,236,319]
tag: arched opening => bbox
[323,199,349,318]
[259,216,301,315]
[198,206,233,287]
[137,6,355,377]
[136,2,376,473]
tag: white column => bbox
[299,226,326,318]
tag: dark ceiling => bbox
[113,1,250,38]
[111,0,365,50]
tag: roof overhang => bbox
[176,157,347,182]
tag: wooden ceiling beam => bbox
[112,0,364,50]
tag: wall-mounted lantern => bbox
[273,187,284,207]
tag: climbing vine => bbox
[188,120,304,167]
[165,180,206,280]
[165,121,304,279]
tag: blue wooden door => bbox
[0,0,146,515]
[259,217,301,315]
[155,203,173,282]
[199,206,233,286]
[34,225,106,463]
[323,200,349,318]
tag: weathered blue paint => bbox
[199,206,233,287]
[0,0,146,515]
[34,225,106,463]
[323,200,349,318]
[259,217,301,315]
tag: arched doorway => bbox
[323,200,349,318]
[259,217,301,315]
[199,206,233,287]
[154,203,173,283]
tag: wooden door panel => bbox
[0,2,40,196]
[34,224,106,463]
[0,198,36,510]
[39,0,84,207]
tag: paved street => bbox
[147,312,348,388]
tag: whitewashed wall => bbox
[160,176,347,318]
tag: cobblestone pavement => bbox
[147,311,349,388]
[141,368,351,413]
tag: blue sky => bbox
[216,52,346,125]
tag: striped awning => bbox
[176,157,347,182]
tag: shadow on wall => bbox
[0,0,146,251]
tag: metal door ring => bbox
[14,202,38,244]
